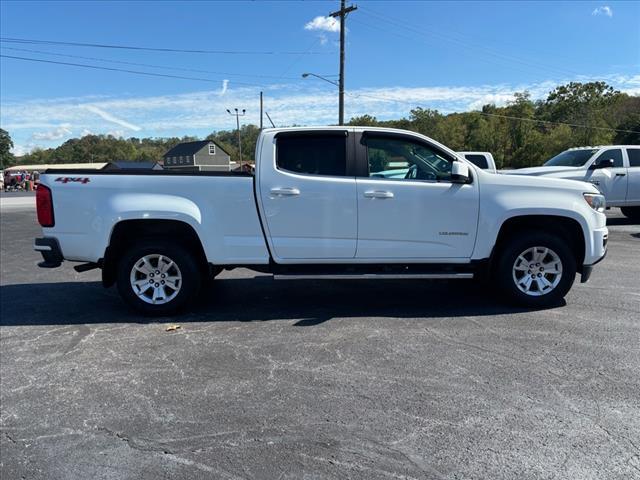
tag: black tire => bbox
[116,239,202,316]
[200,265,223,291]
[620,207,640,221]
[494,231,576,307]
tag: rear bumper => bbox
[34,237,63,268]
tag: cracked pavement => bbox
[1,205,639,479]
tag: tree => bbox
[542,81,621,145]
[614,114,640,144]
[347,114,380,126]
[0,129,15,168]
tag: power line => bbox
[0,37,332,55]
[473,111,640,134]
[345,90,640,134]
[0,46,302,80]
[0,54,263,86]
[357,7,581,79]
[6,52,633,134]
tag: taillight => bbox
[36,184,55,227]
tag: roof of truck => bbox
[567,145,639,150]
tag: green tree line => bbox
[2,81,638,170]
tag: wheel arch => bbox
[490,215,586,275]
[102,219,208,287]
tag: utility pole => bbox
[260,91,263,130]
[226,108,246,170]
[329,0,357,126]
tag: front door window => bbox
[365,136,454,182]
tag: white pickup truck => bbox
[458,151,497,173]
[35,127,608,314]
[503,145,640,219]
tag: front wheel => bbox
[116,240,202,315]
[620,207,640,221]
[495,232,576,307]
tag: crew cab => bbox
[503,146,640,219]
[34,127,608,314]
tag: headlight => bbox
[584,193,606,212]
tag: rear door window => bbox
[627,148,640,167]
[276,134,347,176]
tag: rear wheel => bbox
[116,240,201,315]
[495,232,576,307]
[620,207,640,221]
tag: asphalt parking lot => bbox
[1,195,639,480]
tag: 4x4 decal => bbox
[55,177,90,184]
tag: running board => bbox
[274,273,473,280]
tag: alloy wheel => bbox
[512,246,563,296]
[129,254,182,305]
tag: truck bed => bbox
[39,170,269,265]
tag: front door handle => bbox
[363,190,394,199]
[270,187,300,197]
[616,173,626,177]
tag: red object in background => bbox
[36,184,55,227]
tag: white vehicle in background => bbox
[503,146,640,219]
[458,151,497,172]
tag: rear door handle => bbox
[616,173,626,177]
[364,190,394,199]
[270,187,300,196]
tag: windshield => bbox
[544,149,598,167]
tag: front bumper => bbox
[581,239,607,283]
[34,237,63,268]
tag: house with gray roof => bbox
[163,140,232,172]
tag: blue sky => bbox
[1,0,638,154]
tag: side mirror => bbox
[590,158,614,170]
[451,161,471,183]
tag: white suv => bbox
[504,146,640,219]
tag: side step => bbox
[274,273,473,280]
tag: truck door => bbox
[258,130,357,260]
[584,148,628,205]
[625,147,640,204]
[355,132,479,259]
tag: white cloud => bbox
[220,79,229,96]
[3,73,639,154]
[592,6,613,17]
[11,143,35,156]
[83,105,142,131]
[31,124,73,141]
[304,16,340,33]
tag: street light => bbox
[302,72,342,125]
[226,108,246,170]
[301,72,339,87]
